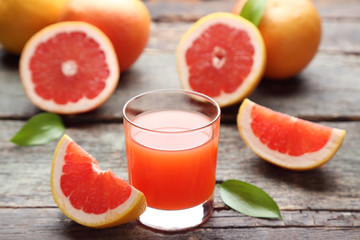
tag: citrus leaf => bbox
[218,179,282,219]
[240,0,266,26]
[10,113,65,146]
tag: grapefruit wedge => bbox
[19,21,120,114]
[51,134,146,228]
[237,99,346,170]
[177,12,266,107]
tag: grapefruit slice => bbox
[176,12,266,107]
[51,134,146,228]
[19,21,120,114]
[237,99,346,170]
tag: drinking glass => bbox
[123,89,220,231]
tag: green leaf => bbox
[218,179,282,219]
[240,0,266,26]
[10,113,65,146]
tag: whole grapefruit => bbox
[59,0,151,72]
[233,0,322,80]
[0,0,68,54]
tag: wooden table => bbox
[1,0,359,239]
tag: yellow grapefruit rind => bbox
[0,0,69,54]
[176,12,266,108]
[19,21,120,115]
[51,134,146,228]
[237,99,346,171]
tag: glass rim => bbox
[122,89,221,134]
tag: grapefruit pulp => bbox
[237,99,346,170]
[51,134,146,228]
[19,21,120,114]
[177,12,266,107]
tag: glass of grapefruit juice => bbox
[123,89,220,231]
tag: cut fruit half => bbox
[51,134,146,228]
[237,99,346,170]
[177,12,266,107]
[20,21,120,114]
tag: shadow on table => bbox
[62,218,185,239]
[0,49,19,70]
[252,157,337,192]
[220,75,307,124]
[255,75,307,97]
[62,220,139,239]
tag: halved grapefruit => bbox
[19,21,120,114]
[51,134,146,228]
[237,99,346,171]
[177,12,266,107]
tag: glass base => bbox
[138,196,214,232]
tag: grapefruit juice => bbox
[125,110,219,210]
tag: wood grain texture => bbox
[1,121,359,210]
[147,21,360,53]
[1,0,359,238]
[0,0,359,121]
[0,208,359,240]
[143,0,360,21]
[1,51,360,122]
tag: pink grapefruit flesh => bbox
[237,99,346,170]
[51,134,146,228]
[20,21,120,114]
[177,12,266,107]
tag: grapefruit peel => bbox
[19,21,120,115]
[51,134,146,228]
[177,12,266,107]
[237,99,346,171]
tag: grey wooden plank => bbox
[249,54,360,119]
[0,0,358,239]
[2,208,360,230]
[148,21,360,53]
[210,210,360,228]
[0,52,38,118]
[144,0,360,54]
[143,0,360,21]
[0,208,359,240]
[216,121,360,211]
[0,2,359,120]
[1,121,359,211]
[1,50,359,122]
[321,21,360,54]
[314,0,360,20]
